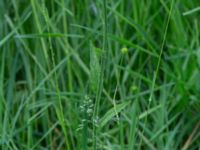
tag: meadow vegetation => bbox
[0,0,200,149]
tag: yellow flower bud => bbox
[121,47,128,54]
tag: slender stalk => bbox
[93,0,108,149]
[139,0,175,148]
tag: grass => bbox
[0,0,200,149]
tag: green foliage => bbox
[0,0,200,149]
